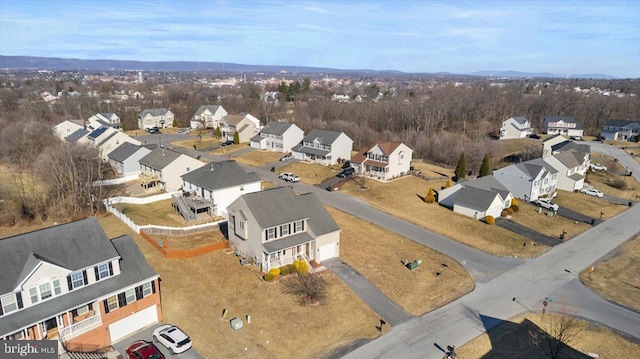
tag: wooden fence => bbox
[140,230,229,258]
[140,221,223,236]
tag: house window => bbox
[39,283,52,300]
[1,294,18,314]
[106,295,118,312]
[239,220,245,230]
[266,228,276,240]
[29,288,39,304]
[71,272,85,289]
[75,304,89,316]
[53,279,61,295]
[280,224,290,236]
[294,220,304,233]
[97,263,110,280]
[142,282,153,297]
[125,288,136,304]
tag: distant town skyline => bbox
[1,0,639,78]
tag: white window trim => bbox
[1,294,17,314]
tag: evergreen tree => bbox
[233,131,240,144]
[215,126,221,138]
[172,119,178,128]
[302,77,311,92]
[455,152,466,181]
[479,153,491,177]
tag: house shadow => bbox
[218,221,229,239]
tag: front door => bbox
[44,317,58,338]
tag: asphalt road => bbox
[585,141,640,184]
[495,217,562,246]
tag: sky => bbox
[1,0,639,78]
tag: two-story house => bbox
[227,187,341,273]
[438,175,514,221]
[137,108,174,130]
[250,121,304,153]
[52,120,84,141]
[350,141,413,181]
[220,113,261,143]
[107,142,153,176]
[190,105,228,129]
[542,116,584,138]
[88,113,121,131]
[493,158,559,201]
[600,119,640,141]
[175,160,261,220]
[499,116,533,139]
[291,129,353,165]
[0,218,161,349]
[543,147,590,192]
[139,148,204,192]
[95,130,141,162]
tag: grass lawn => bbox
[553,190,631,220]
[278,162,342,185]
[96,215,382,359]
[328,207,474,316]
[153,229,225,250]
[172,136,220,150]
[234,150,283,167]
[509,202,592,239]
[456,313,640,358]
[410,159,455,179]
[580,235,640,312]
[339,176,547,257]
[112,199,185,227]
[586,170,640,201]
[209,143,250,155]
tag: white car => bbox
[278,172,300,183]
[590,163,607,171]
[279,153,294,162]
[152,325,192,354]
[533,198,559,211]
[580,188,604,198]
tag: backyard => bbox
[112,199,186,227]
[233,150,283,167]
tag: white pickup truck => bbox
[278,172,300,183]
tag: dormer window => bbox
[28,279,62,304]
[95,262,114,281]
[68,270,88,290]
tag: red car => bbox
[126,340,165,359]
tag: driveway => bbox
[323,258,413,326]
[495,218,562,247]
[556,206,601,225]
[111,323,204,359]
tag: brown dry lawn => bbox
[410,159,455,179]
[234,150,283,167]
[95,214,382,358]
[586,169,640,201]
[209,143,250,155]
[339,176,547,257]
[171,135,220,150]
[580,235,640,312]
[456,313,640,358]
[278,162,342,185]
[553,190,630,220]
[509,202,592,239]
[153,230,225,250]
[112,199,185,227]
[328,207,474,316]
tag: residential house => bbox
[175,160,261,220]
[600,119,640,141]
[543,146,590,192]
[95,130,141,161]
[88,113,121,131]
[0,218,161,349]
[137,108,174,130]
[107,143,153,176]
[227,187,341,272]
[350,141,413,181]
[542,116,584,137]
[52,120,84,141]
[220,113,261,143]
[499,116,533,139]
[138,148,204,192]
[542,135,570,158]
[438,175,514,220]
[493,158,559,202]
[250,121,304,153]
[190,105,228,129]
[64,129,90,145]
[291,129,353,165]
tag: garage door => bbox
[317,242,337,262]
[109,305,158,343]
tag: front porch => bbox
[263,238,314,272]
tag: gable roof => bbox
[260,121,295,136]
[551,150,583,168]
[463,175,512,200]
[108,142,145,162]
[543,116,583,129]
[223,114,245,127]
[87,126,108,140]
[193,105,222,117]
[65,128,89,143]
[517,158,559,178]
[604,119,640,128]
[139,147,183,170]
[0,218,119,294]
[301,129,344,145]
[510,116,529,125]
[181,160,260,191]
[96,131,118,147]
[138,108,170,118]
[454,186,500,212]
[375,141,403,155]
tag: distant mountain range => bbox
[0,55,618,79]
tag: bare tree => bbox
[530,305,584,359]
[283,273,328,305]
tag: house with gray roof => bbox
[53,120,84,141]
[65,128,90,144]
[137,108,174,130]
[139,148,204,192]
[438,175,514,220]
[600,119,640,141]
[0,218,161,349]
[108,142,152,176]
[493,158,559,201]
[250,121,304,153]
[543,116,584,138]
[88,113,121,131]
[175,160,261,219]
[291,128,353,165]
[499,116,533,139]
[227,187,341,272]
[190,105,227,129]
[220,113,261,143]
[543,146,590,192]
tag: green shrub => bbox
[279,265,291,275]
[485,215,495,225]
[293,259,309,274]
[287,264,296,273]
[269,268,280,277]
[511,204,520,212]
[501,210,508,217]
[264,273,275,281]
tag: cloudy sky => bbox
[1,0,639,77]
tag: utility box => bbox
[406,259,422,271]
[230,317,244,331]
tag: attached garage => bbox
[317,242,338,262]
[108,305,158,343]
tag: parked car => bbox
[152,325,192,354]
[126,340,165,359]
[589,163,607,171]
[533,198,559,211]
[220,140,234,146]
[279,172,300,183]
[279,153,294,162]
[569,136,583,141]
[337,167,355,178]
[580,188,604,198]
[528,133,541,139]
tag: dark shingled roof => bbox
[108,142,144,162]
[604,119,640,128]
[511,116,529,125]
[300,129,343,145]
[260,121,294,136]
[454,186,500,212]
[181,160,260,191]
[65,128,89,143]
[543,116,583,130]
[138,108,170,118]
[139,147,182,170]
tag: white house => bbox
[52,120,84,141]
[137,108,174,130]
[499,116,533,139]
[107,143,153,176]
[543,116,584,137]
[190,105,228,129]
[176,160,261,219]
[250,121,304,153]
[600,119,640,141]
[543,146,590,192]
[227,187,341,273]
[493,158,559,202]
[138,148,204,192]
[438,175,514,221]
[95,130,141,161]
[220,113,261,143]
[88,113,121,131]
[291,129,353,165]
[350,141,413,181]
